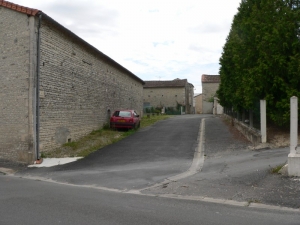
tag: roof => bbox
[0,0,144,85]
[201,74,220,83]
[0,0,40,16]
[144,79,188,88]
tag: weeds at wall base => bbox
[41,114,173,158]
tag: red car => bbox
[110,110,141,129]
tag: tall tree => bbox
[217,0,300,126]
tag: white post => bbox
[260,100,267,143]
[288,96,300,176]
[290,96,298,155]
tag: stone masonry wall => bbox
[143,87,185,109]
[194,94,202,114]
[202,82,219,114]
[0,7,36,163]
[38,19,143,152]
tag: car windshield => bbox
[114,111,132,118]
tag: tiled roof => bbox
[201,74,220,83]
[0,0,40,16]
[144,79,188,88]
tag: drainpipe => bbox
[35,13,42,160]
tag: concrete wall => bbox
[202,82,219,114]
[143,87,185,109]
[194,94,202,114]
[0,7,36,163]
[38,19,143,152]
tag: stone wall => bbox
[194,94,202,114]
[143,87,185,109]
[38,19,144,152]
[202,82,219,114]
[0,7,36,163]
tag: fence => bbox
[223,100,268,144]
[223,102,261,131]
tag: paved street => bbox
[1,114,300,224]
[16,115,207,190]
[143,117,300,209]
[1,175,300,225]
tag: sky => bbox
[11,0,241,93]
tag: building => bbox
[143,79,194,114]
[194,93,202,114]
[0,0,144,163]
[201,74,220,114]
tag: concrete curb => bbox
[0,167,16,175]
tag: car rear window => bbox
[114,111,132,118]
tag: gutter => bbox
[35,13,42,160]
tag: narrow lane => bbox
[17,115,207,190]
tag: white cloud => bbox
[11,0,241,92]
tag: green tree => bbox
[217,0,300,126]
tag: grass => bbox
[270,164,285,174]
[247,199,261,205]
[41,114,173,158]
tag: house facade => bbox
[201,74,220,114]
[194,94,202,114]
[0,1,144,163]
[143,79,194,114]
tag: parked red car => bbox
[110,110,141,129]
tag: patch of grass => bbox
[270,164,285,174]
[41,114,173,158]
[63,141,79,149]
[247,199,261,205]
[141,114,173,128]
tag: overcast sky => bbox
[12,0,241,93]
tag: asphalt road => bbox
[2,115,300,224]
[1,175,300,225]
[143,117,300,209]
[17,115,207,190]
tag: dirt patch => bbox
[267,125,291,148]
[220,116,252,144]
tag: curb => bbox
[0,167,16,175]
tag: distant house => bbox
[143,79,194,114]
[201,74,220,114]
[194,93,203,114]
[0,0,144,163]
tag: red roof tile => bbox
[144,79,188,88]
[201,74,220,83]
[0,0,40,16]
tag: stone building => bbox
[201,74,220,114]
[194,93,202,114]
[143,79,194,114]
[0,1,144,163]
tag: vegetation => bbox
[42,114,173,158]
[270,164,285,174]
[217,0,300,126]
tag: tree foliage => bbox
[217,0,300,126]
